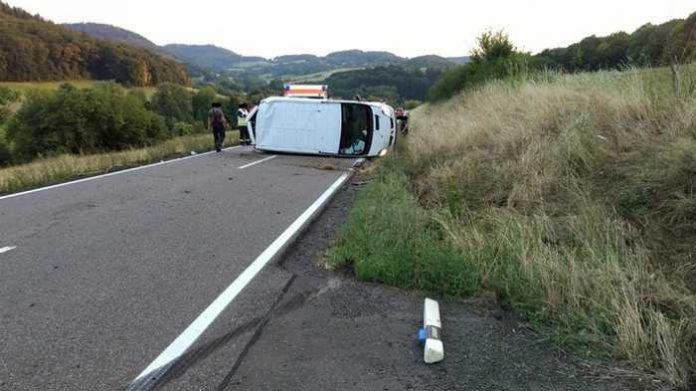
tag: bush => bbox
[150,83,194,129]
[0,134,11,166]
[428,30,533,101]
[7,82,167,160]
[472,30,516,61]
[192,87,218,128]
[127,89,148,106]
[173,122,194,136]
[0,86,19,125]
[0,145,10,166]
[402,100,421,110]
[0,86,19,103]
[428,53,532,101]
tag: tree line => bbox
[0,2,190,87]
[0,83,239,166]
[537,12,696,71]
[429,11,696,101]
[324,66,444,104]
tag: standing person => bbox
[237,103,251,146]
[208,102,228,153]
[395,107,409,135]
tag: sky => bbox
[8,0,696,58]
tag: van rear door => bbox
[255,100,341,154]
[339,103,373,156]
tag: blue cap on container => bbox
[417,328,427,345]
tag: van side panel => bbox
[256,101,341,155]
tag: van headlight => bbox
[379,149,389,157]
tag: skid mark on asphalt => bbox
[129,275,300,391]
[237,155,277,170]
[130,317,263,390]
[0,245,17,254]
[215,276,310,391]
[130,172,351,386]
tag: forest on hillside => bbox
[325,66,444,103]
[0,2,190,86]
[537,12,696,71]
[429,12,696,101]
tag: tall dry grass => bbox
[405,68,696,387]
[0,131,238,194]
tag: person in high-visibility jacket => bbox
[236,103,251,145]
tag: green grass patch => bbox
[0,80,101,91]
[0,81,158,100]
[327,156,479,297]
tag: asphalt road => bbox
[0,147,358,390]
[0,147,667,391]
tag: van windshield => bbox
[340,103,373,155]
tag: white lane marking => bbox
[237,155,277,170]
[134,171,351,382]
[0,246,17,254]
[0,146,241,202]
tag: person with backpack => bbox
[236,103,251,146]
[208,102,228,152]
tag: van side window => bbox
[340,104,373,156]
[375,115,380,130]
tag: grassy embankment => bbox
[0,131,238,195]
[328,67,696,388]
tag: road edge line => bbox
[131,166,356,385]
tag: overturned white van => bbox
[246,97,396,158]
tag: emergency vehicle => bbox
[283,84,329,99]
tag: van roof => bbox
[263,96,389,110]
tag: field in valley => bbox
[0,81,158,99]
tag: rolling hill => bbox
[0,2,189,86]
[160,44,266,71]
[61,22,460,78]
[64,22,159,51]
[324,50,404,67]
[407,55,459,69]
[447,56,471,64]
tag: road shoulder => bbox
[219,176,668,391]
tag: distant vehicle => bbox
[247,97,396,158]
[283,84,329,99]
